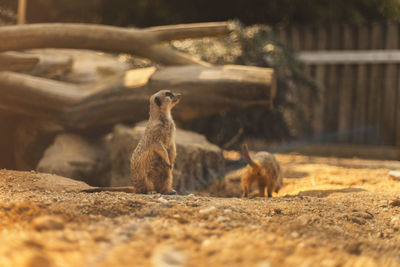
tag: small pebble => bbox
[216,216,228,222]
[389,170,400,181]
[291,231,300,238]
[258,260,271,267]
[199,206,217,214]
[158,197,168,204]
[32,216,65,231]
[201,239,212,247]
[152,246,186,267]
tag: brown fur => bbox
[130,90,181,194]
[241,144,282,198]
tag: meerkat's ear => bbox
[154,96,162,107]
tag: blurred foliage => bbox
[169,21,319,147]
[1,0,400,26]
[0,5,15,24]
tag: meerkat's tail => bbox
[82,186,136,193]
[241,144,257,167]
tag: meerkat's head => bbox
[150,90,182,112]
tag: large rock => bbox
[14,119,63,171]
[36,134,110,186]
[110,124,225,193]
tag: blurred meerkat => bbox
[83,89,181,194]
[130,89,181,194]
[241,144,282,198]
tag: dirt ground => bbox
[1,154,400,267]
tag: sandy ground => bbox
[1,154,400,267]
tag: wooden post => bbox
[367,23,384,144]
[324,24,341,140]
[353,25,369,144]
[338,25,355,142]
[382,22,398,145]
[312,25,328,137]
[17,0,27,25]
[396,67,400,146]
[301,26,315,137]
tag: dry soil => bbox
[1,154,400,267]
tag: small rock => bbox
[378,200,388,207]
[291,231,300,238]
[158,197,169,204]
[273,208,282,215]
[388,170,400,181]
[201,239,212,247]
[258,260,271,267]
[216,216,228,222]
[390,216,399,224]
[199,206,217,215]
[24,252,52,267]
[390,216,400,230]
[152,246,186,267]
[390,199,400,207]
[345,242,362,255]
[223,209,232,214]
[297,216,309,226]
[32,216,65,231]
[376,232,384,238]
[348,216,366,225]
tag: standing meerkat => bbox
[241,144,282,198]
[130,89,181,194]
[82,89,181,194]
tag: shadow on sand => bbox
[296,187,367,198]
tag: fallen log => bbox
[0,52,39,71]
[0,64,275,130]
[145,21,229,41]
[25,50,73,78]
[0,51,73,75]
[0,22,228,66]
[0,71,86,120]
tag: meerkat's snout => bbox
[171,93,181,108]
[173,93,182,103]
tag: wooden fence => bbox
[273,22,400,147]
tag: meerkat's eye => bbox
[165,92,174,98]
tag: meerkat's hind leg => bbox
[153,143,171,167]
[242,179,252,198]
[258,183,266,197]
[267,186,273,198]
[241,186,248,198]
